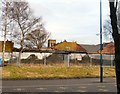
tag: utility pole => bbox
[100,0,103,83]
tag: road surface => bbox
[2,78,117,93]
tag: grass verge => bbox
[2,64,116,80]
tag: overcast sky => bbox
[27,0,110,45]
[1,0,110,45]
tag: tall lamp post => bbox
[100,0,103,83]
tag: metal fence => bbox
[1,52,115,67]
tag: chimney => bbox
[48,39,56,48]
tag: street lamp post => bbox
[100,0,103,83]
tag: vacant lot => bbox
[2,64,115,80]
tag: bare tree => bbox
[109,0,120,93]
[103,19,113,41]
[24,24,50,49]
[9,1,41,64]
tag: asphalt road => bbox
[2,78,117,93]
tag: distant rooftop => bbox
[54,40,87,53]
[102,42,115,54]
[81,42,112,54]
[81,44,100,53]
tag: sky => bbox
[27,0,110,45]
[0,0,110,45]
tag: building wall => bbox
[0,52,52,61]
[70,53,86,61]
[13,52,52,60]
[0,41,14,52]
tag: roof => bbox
[81,42,111,54]
[54,41,86,53]
[81,44,100,54]
[102,42,115,54]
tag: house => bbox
[81,42,110,54]
[102,42,115,54]
[0,40,14,52]
[0,40,14,61]
[6,40,86,64]
[101,42,115,66]
[52,40,87,61]
[81,42,115,66]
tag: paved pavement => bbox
[2,78,117,93]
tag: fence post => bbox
[64,54,70,67]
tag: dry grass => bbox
[2,63,116,80]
